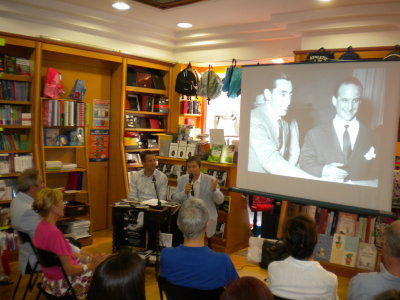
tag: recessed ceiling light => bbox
[112,2,130,10]
[318,0,331,2]
[272,58,285,64]
[177,22,193,29]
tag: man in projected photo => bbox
[248,73,314,178]
[299,77,378,186]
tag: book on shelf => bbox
[15,57,30,76]
[177,141,187,159]
[153,97,169,113]
[168,143,178,158]
[164,164,174,177]
[220,145,236,164]
[67,172,84,191]
[207,144,223,163]
[0,178,16,201]
[329,234,359,267]
[149,118,161,129]
[185,144,196,158]
[13,154,33,172]
[336,212,358,236]
[214,222,225,238]
[44,128,60,146]
[314,234,334,262]
[126,95,140,111]
[67,128,84,146]
[356,242,378,271]
[4,55,17,74]
[0,154,11,174]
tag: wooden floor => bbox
[1,230,350,300]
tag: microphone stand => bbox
[152,175,163,210]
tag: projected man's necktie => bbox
[277,119,283,150]
[343,125,352,162]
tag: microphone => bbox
[189,174,194,196]
[152,175,162,209]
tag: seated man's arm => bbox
[128,172,139,199]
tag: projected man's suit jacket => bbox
[248,103,304,177]
[299,120,378,182]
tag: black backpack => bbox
[175,63,199,96]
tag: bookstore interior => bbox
[0,20,400,289]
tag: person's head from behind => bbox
[32,188,64,219]
[332,77,363,122]
[87,251,145,300]
[220,276,273,300]
[186,156,202,179]
[374,289,400,300]
[382,220,400,264]
[284,214,317,260]
[140,151,157,174]
[264,73,293,117]
[177,197,209,240]
[17,168,44,197]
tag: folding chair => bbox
[158,275,224,300]
[12,231,41,300]
[35,248,77,300]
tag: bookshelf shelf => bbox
[126,86,168,95]
[0,125,31,129]
[0,74,32,82]
[0,173,20,178]
[127,163,143,168]
[0,100,31,105]
[45,168,87,173]
[0,200,12,205]
[40,97,85,103]
[125,148,159,153]
[0,150,31,154]
[182,113,202,117]
[125,110,168,116]
[44,146,85,149]
[64,189,88,194]
[124,128,167,132]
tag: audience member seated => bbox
[87,251,145,300]
[374,290,400,300]
[160,197,239,290]
[268,214,338,300]
[348,220,400,300]
[10,168,44,274]
[220,276,273,300]
[32,188,109,298]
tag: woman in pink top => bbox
[33,188,108,298]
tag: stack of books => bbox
[59,219,91,239]
[45,160,62,171]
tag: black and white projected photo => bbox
[237,61,400,212]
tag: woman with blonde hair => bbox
[33,188,108,298]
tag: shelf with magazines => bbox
[156,156,250,253]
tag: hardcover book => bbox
[336,212,358,236]
[314,234,333,262]
[220,145,236,164]
[356,242,377,271]
[44,128,60,146]
[329,234,359,267]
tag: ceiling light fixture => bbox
[318,0,331,2]
[112,2,131,10]
[177,22,193,29]
[272,58,285,64]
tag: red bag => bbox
[43,67,64,99]
[251,196,274,212]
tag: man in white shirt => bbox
[300,77,378,186]
[10,169,45,274]
[128,151,168,201]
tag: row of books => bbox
[0,179,16,201]
[158,163,228,186]
[0,55,30,75]
[42,99,86,127]
[0,153,33,174]
[0,134,29,151]
[126,95,169,113]
[125,113,164,129]
[181,100,201,114]
[168,141,197,160]
[124,132,158,150]
[0,105,31,125]
[66,172,84,191]
[0,80,30,101]
[44,128,84,146]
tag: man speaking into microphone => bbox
[173,156,224,238]
[128,150,168,200]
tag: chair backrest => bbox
[158,276,224,300]
[36,248,77,300]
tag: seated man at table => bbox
[160,197,239,290]
[128,150,168,201]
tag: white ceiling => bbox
[1,0,400,65]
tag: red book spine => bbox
[365,216,372,243]
[80,102,85,126]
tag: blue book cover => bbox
[314,234,333,262]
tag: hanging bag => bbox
[339,46,361,61]
[175,63,199,96]
[43,67,64,99]
[306,47,335,63]
[383,45,400,61]
[259,239,290,269]
[222,59,242,99]
[69,79,86,100]
[197,65,223,103]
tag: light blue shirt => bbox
[128,169,168,201]
[347,263,400,300]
